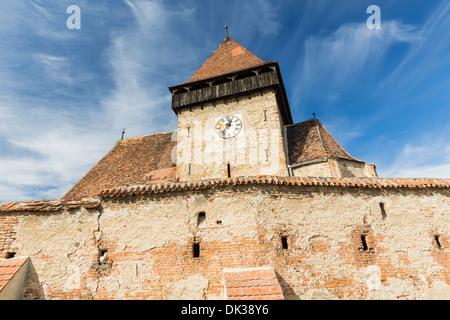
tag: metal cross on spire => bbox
[225,24,229,38]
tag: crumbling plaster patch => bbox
[17,208,99,290]
[164,274,209,300]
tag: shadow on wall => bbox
[275,270,299,300]
[22,260,45,300]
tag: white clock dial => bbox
[215,115,242,139]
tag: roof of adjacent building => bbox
[0,257,29,293]
[286,118,361,165]
[223,266,284,300]
[61,131,177,200]
[183,37,269,84]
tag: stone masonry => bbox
[1,180,449,300]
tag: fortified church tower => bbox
[61,35,377,201]
[169,35,377,185]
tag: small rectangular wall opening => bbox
[227,162,231,178]
[197,212,206,227]
[5,252,16,259]
[281,236,289,250]
[435,235,442,249]
[379,202,387,220]
[99,249,108,264]
[193,242,200,258]
[361,235,369,251]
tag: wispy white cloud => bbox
[292,20,421,110]
[100,0,200,136]
[375,2,450,101]
[0,0,202,202]
[0,2,119,202]
[240,0,281,37]
[0,96,112,201]
[379,127,450,178]
[32,54,73,84]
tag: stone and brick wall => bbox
[0,180,448,300]
[0,215,18,259]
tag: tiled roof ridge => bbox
[97,176,450,198]
[60,130,176,201]
[315,118,328,157]
[0,199,100,213]
[2,176,448,212]
[119,130,175,144]
[315,118,362,162]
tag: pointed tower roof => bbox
[286,118,362,166]
[184,37,268,84]
[169,36,293,125]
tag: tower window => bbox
[281,236,289,250]
[227,162,231,178]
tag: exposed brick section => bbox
[0,215,18,258]
[223,267,284,300]
[184,37,267,84]
[62,132,177,200]
[350,225,377,267]
[286,118,360,165]
[97,175,450,198]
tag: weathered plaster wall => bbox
[1,185,448,300]
[291,162,331,177]
[339,159,366,177]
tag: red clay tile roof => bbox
[97,176,450,198]
[286,118,360,165]
[223,267,284,300]
[0,257,29,293]
[1,177,448,212]
[184,37,268,84]
[62,132,177,200]
[0,199,100,213]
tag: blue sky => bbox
[1,0,449,202]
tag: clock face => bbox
[215,115,243,139]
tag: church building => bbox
[0,36,449,300]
